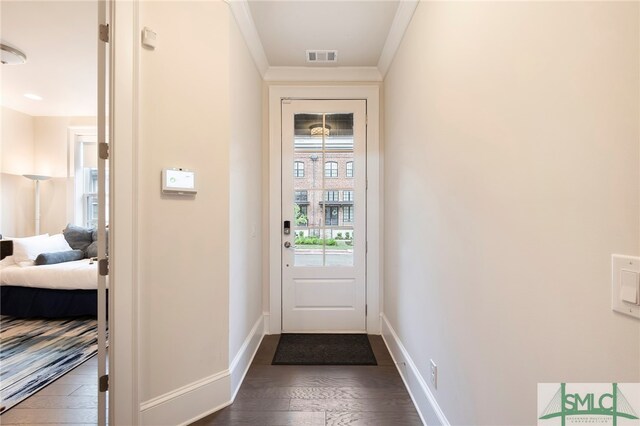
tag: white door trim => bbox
[268,85,381,335]
[110,1,140,424]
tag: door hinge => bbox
[98,258,109,276]
[365,304,368,316]
[99,24,110,43]
[366,241,368,254]
[99,142,109,160]
[99,374,109,392]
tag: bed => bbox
[0,239,100,318]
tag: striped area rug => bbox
[0,315,98,414]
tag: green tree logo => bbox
[539,383,639,425]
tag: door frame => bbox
[108,1,139,424]
[268,85,381,335]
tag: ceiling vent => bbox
[306,50,338,64]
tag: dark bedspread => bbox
[0,286,98,318]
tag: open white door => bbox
[97,1,110,424]
[281,100,367,333]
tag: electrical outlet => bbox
[430,359,437,389]
[396,361,407,377]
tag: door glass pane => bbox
[293,112,354,267]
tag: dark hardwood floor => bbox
[0,353,98,425]
[191,335,423,426]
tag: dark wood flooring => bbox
[191,335,422,426]
[0,354,98,425]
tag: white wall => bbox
[136,3,268,423]
[34,116,95,235]
[1,106,35,175]
[0,174,34,238]
[137,0,231,417]
[0,107,95,237]
[1,107,35,237]
[383,2,640,425]
[228,13,263,365]
[34,117,93,178]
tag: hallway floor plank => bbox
[191,335,422,426]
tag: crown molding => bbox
[228,0,269,77]
[377,0,419,78]
[264,66,382,82]
[229,0,417,82]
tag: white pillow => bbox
[11,234,50,266]
[12,233,72,267]
[47,233,73,253]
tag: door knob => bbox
[284,241,292,248]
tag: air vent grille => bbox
[306,50,338,63]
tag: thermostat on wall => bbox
[162,168,197,195]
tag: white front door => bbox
[281,99,367,332]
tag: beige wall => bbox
[34,116,95,178]
[1,107,35,236]
[138,0,231,404]
[0,107,95,236]
[34,116,96,235]
[383,2,640,424]
[0,174,34,238]
[228,12,263,363]
[1,106,35,175]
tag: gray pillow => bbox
[86,241,98,258]
[35,249,85,266]
[63,224,94,253]
[85,228,108,258]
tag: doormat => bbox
[0,315,99,414]
[272,333,377,365]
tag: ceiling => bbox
[248,1,399,67]
[0,1,97,117]
[0,0,414,117]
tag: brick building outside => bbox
[292,151,355,239]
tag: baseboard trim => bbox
[380,314,450,426]
[229,314,265,400]
[140,314,267,425]
[139,370,230,426]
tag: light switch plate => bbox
[612,255,640,319]
[621,270,640,304]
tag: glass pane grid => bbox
[293,112,354,267]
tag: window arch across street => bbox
[325,161,338,177]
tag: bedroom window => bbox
[72,131,105,228]
[84,169,98,228]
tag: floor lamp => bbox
[23,174,51,235]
